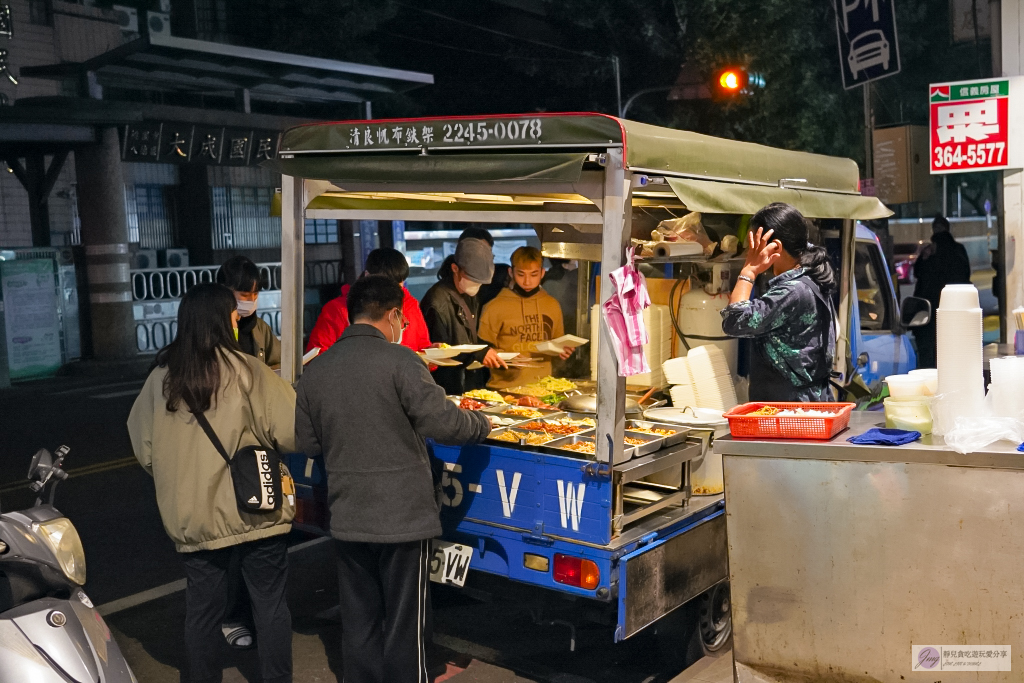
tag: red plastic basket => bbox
[723,402,856,440]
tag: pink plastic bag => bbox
[602,247,651,376]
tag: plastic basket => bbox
[723,402,855,440]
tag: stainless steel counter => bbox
[716,411,1024,468]
[716,410,1024,683]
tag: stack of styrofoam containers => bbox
[663,357,697,407]
[686,345,739,411]
[933,284,985,435]
[591,304,673,387]
[987,356,1024,419]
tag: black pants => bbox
[181,536,292,683]
[913,322,937,369]
[224,548,252,628]
[335,539,431,683]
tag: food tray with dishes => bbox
[723,402,855,440]
[482,405,565,420]
[623,420,689,447]
[451,396,505,411]
[622,430,665,457]
[487,426,578,447]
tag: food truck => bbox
[272,113,917,653]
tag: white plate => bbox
[418,353,462,367]
[449,344,488,353]
[424,347,463,360]
[643,406,727,427]
[497,352,521,361]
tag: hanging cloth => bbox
[602,246,651,376]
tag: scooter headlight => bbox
[35,517,86,585]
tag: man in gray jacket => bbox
[295,275,490,683]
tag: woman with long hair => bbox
[721,203,838,401]
[128,283,296,683]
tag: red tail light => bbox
[553,553,600,590]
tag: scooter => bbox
[0,445,137,682]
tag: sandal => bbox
[222,623,254,650]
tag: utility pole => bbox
[863,82,873,179]
[611,56,622,118]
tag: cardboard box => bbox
[873,125,936,205]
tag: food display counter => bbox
[274,112,890,650]
[717,411,1024,682]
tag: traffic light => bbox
[712,67,766,98]
[717,68,747,94]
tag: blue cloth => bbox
[1016,442,1024,452]
[847,428,921,446]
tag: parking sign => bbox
[834,0,902,89]
[929,78,1024,173]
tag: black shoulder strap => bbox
[189,406,232,465]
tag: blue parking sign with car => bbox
[834,0,902,89]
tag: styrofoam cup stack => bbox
[987,356,1024,419]
[663,357,693,385]
[934,284,985,433]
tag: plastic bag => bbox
[943,416,1024,454]
[653,212,717,256]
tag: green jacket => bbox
[243,315,282,367]
[127,352,296,552]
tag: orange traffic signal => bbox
[714,68,748,96]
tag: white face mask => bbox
[236,298,257,317]
[564,260,579,272]
[389,310,405,345]
[461,280,481,297]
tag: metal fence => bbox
[132,260,340,354]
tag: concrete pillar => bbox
[75,127,137,360]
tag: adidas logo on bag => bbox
[248,496,259,504]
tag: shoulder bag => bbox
[189,407,283,513]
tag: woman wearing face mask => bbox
[420,237,508,395]
[216,255,281,368]
[212,256,282,650]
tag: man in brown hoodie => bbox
[478,246,574,389]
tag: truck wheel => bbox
[697,582,732,654]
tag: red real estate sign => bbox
[929,78,1024,173]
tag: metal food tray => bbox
[624,420,689,447]
[486,426,563,447]
[623,430,665,457]
[541,433,600,459]
[483,405,566,420]
[450,395,505,408]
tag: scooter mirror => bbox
[27,449,52,480]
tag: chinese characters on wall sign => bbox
[121,123,280,165]
[332,117,545,151]
[929,79,1019,173]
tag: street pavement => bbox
[0,370,718,682]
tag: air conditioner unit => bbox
[159,249,189,269]
[132,250,158,270]
[147,11,171,37]
[112,5,138,33]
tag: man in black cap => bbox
[912,214,972,368]
[420,237,507,394]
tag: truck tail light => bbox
[553,553,600,590]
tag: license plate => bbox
[429,540,472,587]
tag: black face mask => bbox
[512,283,541,298]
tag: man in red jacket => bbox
[307,248,431,354]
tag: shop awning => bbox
[21,31,433,105]
[279,114,863,194]
[274,152,588,184]
[666,177,892,220]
